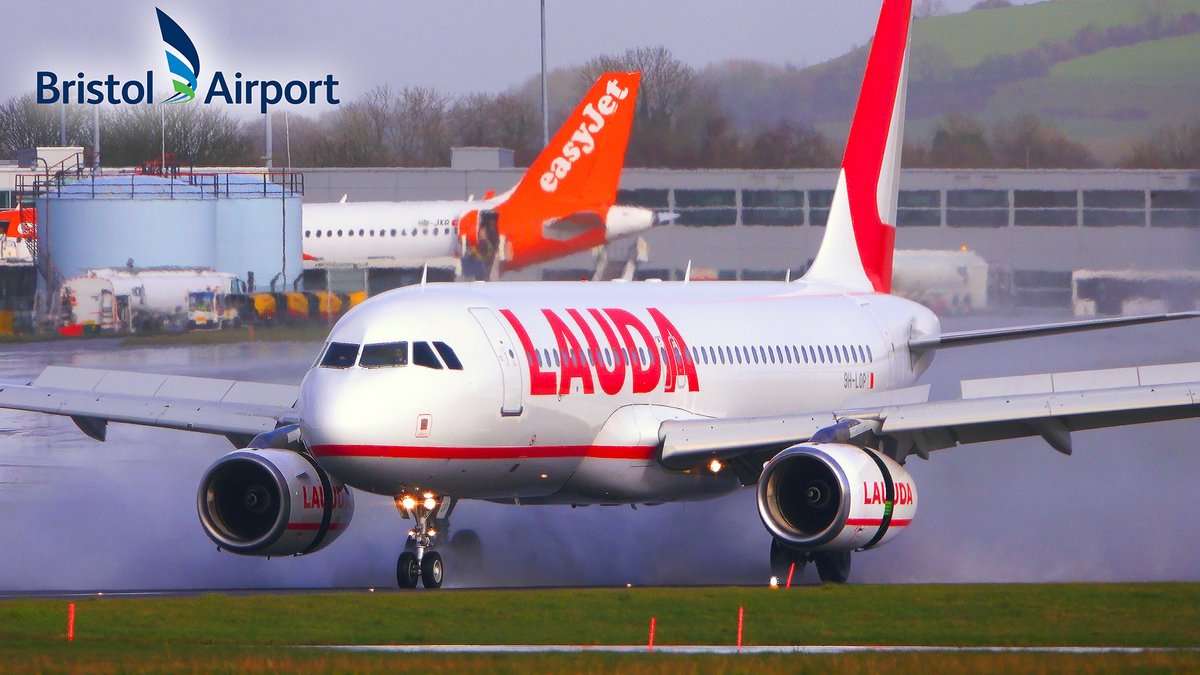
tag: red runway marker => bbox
[648,616,656,653]
[737,605,744,653]
[786,562,796,589]
[67,603,75,642]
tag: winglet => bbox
[803,0,912,293]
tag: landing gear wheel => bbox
[814,551,852,584]
[421,551,444,589]
[397,551,420,588]
[770,539,807,582]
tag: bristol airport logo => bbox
[35,7,340,113]
[156,8,199,103]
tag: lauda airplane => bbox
[3,0,1198,589]
[301,71,662,276]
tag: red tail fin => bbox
[803,0,911,293]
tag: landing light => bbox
[708,459,723,473]
[423,496,437,510]
[400,495,416,511]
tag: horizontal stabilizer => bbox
[909,312,1200,351]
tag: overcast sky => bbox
[8,0,1038,111]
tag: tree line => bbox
[0,44,1196,172]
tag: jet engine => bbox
[197,448,354,556]
[757,443,916,552]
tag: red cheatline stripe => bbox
[845,518,912,527]
[311,444,656,461]
[286,523,345,531]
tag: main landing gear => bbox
[770,539,852,585]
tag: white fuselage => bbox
[299,281,940,505]
[301,200,493,267]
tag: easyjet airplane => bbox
[3,0,1198,589]
[302,71,663,276]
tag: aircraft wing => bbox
[0,366,300,447]
[658,361,1200,475]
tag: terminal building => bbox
[301,150,1200,307]
[2,145,1197,332]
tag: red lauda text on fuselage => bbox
[500,307,699,396]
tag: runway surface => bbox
[2,309,1199,591]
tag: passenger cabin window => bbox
[360,341,408,368]
[320,342,360,369]
[433,341,464,370]
[412,342,443,369]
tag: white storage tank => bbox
[36,171,304,298]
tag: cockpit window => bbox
[360,341,408,368]
[412,341,443,370]
[433,341,463,370]
[319,342,360,369]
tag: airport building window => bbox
[0,191,12,208]
[360,341,409,368]
[412,342,443,370]
[743,190,804,208]
[1084,190,1143,209]
[897,209,940,227]
[1151,190,1200,209]
[617,188,670,208]
[743,208,804,226]
[947,189,1008,209]
[675,189,736,208]
[898,190,940,208]
[947,208,1008,228]
[1015,209,1077,226]
[678,208,737,227]
[1015,190,1077,208]
[1083,209,1144,227]
[809,190,835,208]
[319,342,360,369]
[809,209,830,227]
[1151,210,1200,228]
[433,342,463,370]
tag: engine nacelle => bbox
[197,448,354,556]
[757,443,917,552]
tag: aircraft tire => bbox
[814,551,852,584]
[397,551,420,588]
[421,551,444,589]
[770,538,807,581]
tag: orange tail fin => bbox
[459,71,641,270]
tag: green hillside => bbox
[1049,31,1200,83]
[913,0,1200,68]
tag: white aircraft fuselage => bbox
[300,281,939,504]
[302,200,489,267]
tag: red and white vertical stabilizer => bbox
[803,0,912,294]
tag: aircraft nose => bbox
[299,368,393,448]
[604,205,657,242]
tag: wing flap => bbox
[655,361,1200,471]
[0,366,299,441]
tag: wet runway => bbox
[1,309,1199,591]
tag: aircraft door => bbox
[468,307,524,416]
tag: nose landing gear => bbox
[394,492,449,589]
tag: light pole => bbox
[541,0,549,147]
